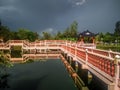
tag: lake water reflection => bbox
[6,59,78,90]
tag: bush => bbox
[96,45,120,52]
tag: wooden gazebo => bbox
[77,30,97,44]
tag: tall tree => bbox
[114,21,120,36]
[54,31,63,40]
[0,26,11,42]
[70,21,78,38]
[42,32,52,40]
[114,21,120,43]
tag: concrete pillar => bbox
[69,56,72,65]
[67,55,69,60]
[85,49,88,65]
[75,61,78,72]
[108,83,115,90]
[114,55,120,90]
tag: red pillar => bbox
[92,37,95,44]
[81,37,84,44]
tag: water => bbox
[5,59,78,90]
[71,60,108,90]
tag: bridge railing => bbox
[87,52,115,77]
[83,47,120,59]
[62,44,116,77]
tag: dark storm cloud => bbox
[0,0,73,32]
[0,0,120,33]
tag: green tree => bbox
[42,32,52,40]
[114,21,120,43]
[103,32,114,43]
[114,21,120,36]
[69,21,78,38]
[17,29,30,40]
[17,29,39,41]
[54,31,63,40]
[27,32,39,42]
[0,26,11,42]
[63,27,71,39]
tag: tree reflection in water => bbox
[0,73,10,89]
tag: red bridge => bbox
[0,40,120,90]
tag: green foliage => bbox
[0,51,12,89]
[54,21,78,40]
[41,32,53,40]
[114,21,120,36]
[0,26,11,42]
[0,20,39,42]
[17,29,39,41]
[24,59,34,63]
[103,32,114,43]
[96,45,120,52]
[1,19,120,44]
[0,51,12,68]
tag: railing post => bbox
[85,49,88,65]
[75,44,77,59]
[45,40,46,53]
[70,41,71,54]
[108,49,112,58]
[66,40,67,53]
[65,40,69,60]
[114,55,120,90]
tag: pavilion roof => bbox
[78,30,97,37]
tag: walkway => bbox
[0,40,120,90]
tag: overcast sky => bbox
[0,0,120,34]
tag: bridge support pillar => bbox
[108,83,115,90]
[82,64,88,69]
[69,56,72,65]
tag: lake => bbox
[6,59,78,90]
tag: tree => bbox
[27,32,39,42]
[62,21,78,40]
[63,27,71,39]
[103,32,114,43]
[42,32,52,40]
[70,21,78,38]
[54,31,63,40]
[0,26,11,42]
[114,21,120,43]
[17,29,39,41]
[114,21,120,36]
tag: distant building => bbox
[77,30,97,44]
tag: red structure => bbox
[0,40,120,90]
[77,30,97,45]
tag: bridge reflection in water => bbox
[6,55,108,90]
[6,59,78,90]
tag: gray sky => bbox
[0,0,120,34]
